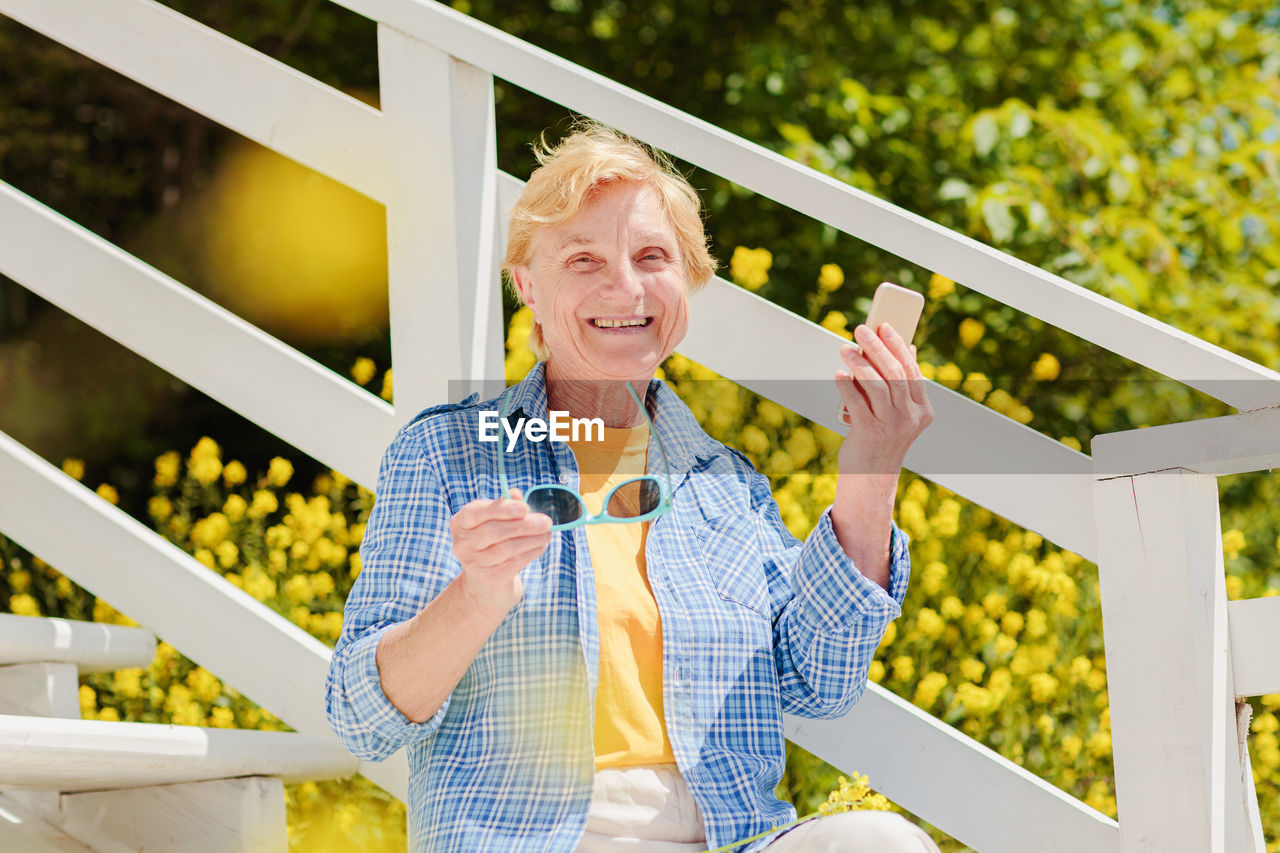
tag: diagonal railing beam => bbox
[0,182,396,489]
[333,0,1280,412]
[787,683,1121,853]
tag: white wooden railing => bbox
[0,0,1278,851]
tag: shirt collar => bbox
[499,362,721,476]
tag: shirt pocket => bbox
[695,514,772,622]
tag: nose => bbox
[601,258,644,303]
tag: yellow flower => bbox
[940,596,965,620]
[264,458,292,488]
[61,458,85,481]
[928,273,955,299]
[914,607,945,639]
[817,263,845,293]
[953,682,994,716]
[249,489,279,518]
[1036,714,1055,737]
[10,593,40,617]
[223,460,247,487]
[215,540,240,569]
[154,451,181,487]
[891,655,915,683]
[209,707,236,728]
[79,684,97,716]
[1059,435,1083,451]
[913,672,948,709]
[868,660,885,683]
[958,318,985,349]
[381,368,394,402]
[284,574,315,605]
[244,566,277,602]
[1029,672,1059,703]
[1001,611,1024,636]
[730,246,772,291]
[9,569,30,593]
[148,496,173,522]
[95,484,119,505]
[820,310,853,340]
[1061,734,1083,762]
[195,549,216,569]
[186,667,223,703]
[993,633,1018,657]
[351,356,377,386]
[191,513,231,549]
[223,494,248,522]
[934,362,963,389]
[1031,353,1061,381]
[921,561,948,596]
[960,658,986,683]
[115,667,143,699]
[961,372,993,401]
[348,553,363,578]
[1087,729,1112,758]
[190,456,223,485]
[1222,528,1246,560]
[191,436,220,460]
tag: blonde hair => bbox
[503,122,717,360]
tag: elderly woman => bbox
[325,124,938,852]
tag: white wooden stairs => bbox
[0,613,358,852]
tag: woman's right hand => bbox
[449,489,552,617]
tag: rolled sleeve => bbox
[325,623,451,762]
[792,509,909,633]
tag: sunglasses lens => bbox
[526,487,584,527]
[606,478,662,520]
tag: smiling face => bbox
[512,181,689,383]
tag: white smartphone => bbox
[839,282,925,425]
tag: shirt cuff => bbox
[342,623,451,746]
[793,509,910,632]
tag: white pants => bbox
[574,764,940,852]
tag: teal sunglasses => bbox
[496,383,673,531]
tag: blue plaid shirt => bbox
[325,363,910,852]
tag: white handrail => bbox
[332,0,1280,412]
[0,614,156,674]
[0,0,388,204]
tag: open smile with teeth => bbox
[592,318,652,328]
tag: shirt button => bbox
[558,473,570,484]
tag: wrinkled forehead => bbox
[535,181,678,255]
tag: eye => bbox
[636,248,671,266]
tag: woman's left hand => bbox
[834,322,934,474]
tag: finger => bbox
[856,324,910,406]
[834,369,874,425]
[454,494,530,532]
[845,340,892,418]
[471,526,553,570]
[906,344,928,405]
[456,513,547,556]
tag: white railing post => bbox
[378,24,503,418]
[1093,469,1257,852]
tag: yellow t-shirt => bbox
[567,424,676,771]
